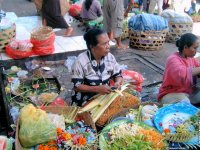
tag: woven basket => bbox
[166,22,193,43]
[0,23,16,52]
[109,101,162,123]
[31,26,53,41]
[191,15,200,22]
[121,28,129,40]
[129,29,168,51]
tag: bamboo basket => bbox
[109,101,162,123]
[129,29,168,51]
[0,23,16,52]
[31,26,54,41]
[191,15,200,22]
[121,28,129,40]
[166,22,193,43]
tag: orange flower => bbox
[56,128,63,135]
[7,77,14,83]
[62,132,71,140]
[32,83,40,89]
[78,137,87,146]
[163,128,170,134]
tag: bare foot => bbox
[64,27,73,37]
[116,44,129,50]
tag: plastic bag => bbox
[122,70,144,85]
[68,4,82,18]
[31,33,55,56]
[19,104,57,148]
[48,113,65,130]
[5,46,33,59]
[9,106,19,124]
[64,56,77,72]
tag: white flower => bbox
[91,60,97,67]
[90,82,96,85]
[83,96,88,101]
[76,92,81,100]
[75,81,81,87]
[71,90,75,96]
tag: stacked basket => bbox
[31,26,55,56]
[128,14,168,51]
[161,9,193,43]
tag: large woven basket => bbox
[129,29,168,51]
[121,28,129,40]
[109,101,162,123]
[0,23,16,52]
[31,26,53,41]
[166,22,193,43]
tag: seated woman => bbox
[158,33,200,105]
[80,0,103,27]
[71,28,123,106]
[41,0,73,36]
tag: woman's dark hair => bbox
[176,33,198,53]
[85,0,93,11]
[83,28,106,50]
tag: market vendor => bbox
[71,28,123,106]
[158,33,200,104]
[41,0,73,36]
[80,0,103,26]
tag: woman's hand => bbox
[97,85,112,95]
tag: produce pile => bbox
[99,120,167,150]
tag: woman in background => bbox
[80,0,103,26]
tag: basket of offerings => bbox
[154,102,200,147]
[161,9,193,43]
[128,14,168,51]
[99,119,168,150]
[109,100,162,126]
[16,104,98,150]
[79,84,140,127]
[31,26,54,41]
[0,21,16,52]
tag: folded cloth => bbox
[128,13,168,31]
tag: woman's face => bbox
[183,40,199,58]
[92,33,110,58]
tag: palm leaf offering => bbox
[154,102,200,147]
[4,66,60,107]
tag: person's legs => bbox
[148,0,157,14]
[157,0,164,15]
[160,93,190,105]
[139,0,144,12]
[112,0,129,49]
[103,0,112,39]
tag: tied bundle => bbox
[79,84,140,126]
